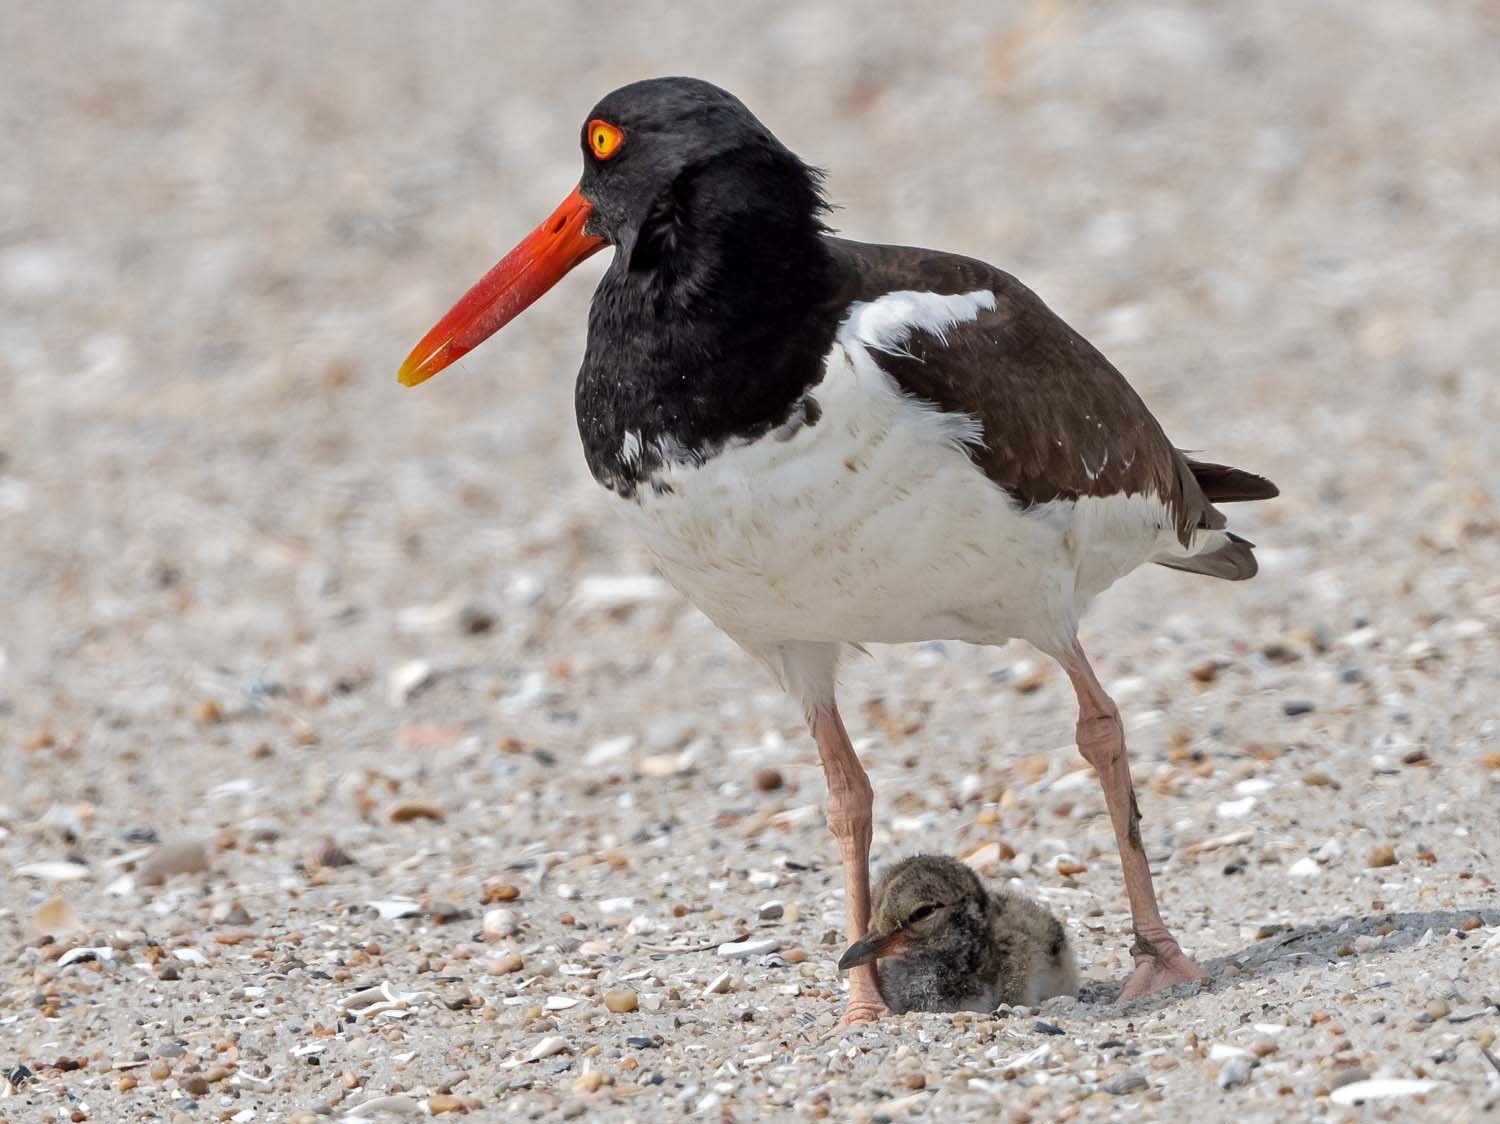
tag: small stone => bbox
[782,948,807,964]
[603,989,638,1013]
[427,1093,470,1114]
[389,802,445,824]
[1282,700,1315,717]
[149,1060,172,1081]
[1367,843,1397,868]
[905,1073,926,1090]
[489,951,524,974]
[1217,1057,1253,1089]
[1103,1070,1148,1095]
[157,962,180,981]
[1189,659,1226,683]
[33,897,81,937]
[754,768,784,792]
[482,881,520,904]
[316,839,356,868]
[573,1071,604,1094]
[1288,857,1321,879]
[1327,1065,1369,1090]
[484,909,519,940]
[182,1075,210,1096]
[1425,998,1451,1020]
[137,840,210,886]
[758,900,785,921]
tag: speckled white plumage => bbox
[615,289,1224,708]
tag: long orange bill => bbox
[397,184,607,387]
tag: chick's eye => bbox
[907,904,939,925]
[588,119,623,160]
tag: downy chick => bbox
[839,854,1079,1013]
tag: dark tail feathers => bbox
[1185,458,1279,504]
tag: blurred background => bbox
[1,1,1498,1115]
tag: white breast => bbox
[614,290,1173,659]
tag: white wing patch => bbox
[841,289,997,359]
[837,290,995,452]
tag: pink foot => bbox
[835,964,889,1027]
[838,998,890,1027]
[1120,937,1209,1000]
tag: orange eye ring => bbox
[587,119,623,160]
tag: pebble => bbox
[758,900,785,920]
[717,937,779,958]
[389,801,445,823]
[755,768,784,792]
[1103,1070,1148,1095]
[482,880,520,903]
[1217,1056,1252,1089]
[1367,842,1398,868]
[427,1093,476,1114]
[137,840,210,886]
[489,951,524,974]
[484,908,519,940]
[1287,856,1321,879]
[1315,837,1346,863]
[33,897,81,936]
[603,989,638,1013]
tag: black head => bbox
[396,75,831,388]
[577,77,829,275]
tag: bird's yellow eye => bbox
[588,119,623,160]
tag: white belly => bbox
[613,292,1175,657]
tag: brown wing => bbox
[825,237,1224,546]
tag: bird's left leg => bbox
[1062,641,1208,1000]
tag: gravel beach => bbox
[3,2,1498,1121]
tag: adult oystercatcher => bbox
[399,77,1277,1024]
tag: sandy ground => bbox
[3,1,1499,1121]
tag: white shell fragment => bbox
[1329,1078,1438,1105]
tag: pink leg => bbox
[1062,643,1208,1000]
[811,703,888,1025]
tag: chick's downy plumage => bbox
[839,854,1079,1014]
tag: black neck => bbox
[575,151,841,496]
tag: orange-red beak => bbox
[397,184,607,387]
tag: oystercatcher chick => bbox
[397,76,1278,1024]
[839,854,1079,1014]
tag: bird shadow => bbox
[1067,906,1500,1019]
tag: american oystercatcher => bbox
[398,77,1278,1024]
[839,854,1079,1014]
